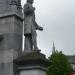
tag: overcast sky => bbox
[21,0,75,57]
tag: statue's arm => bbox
[24,4,35,14]
[34,22,43,31]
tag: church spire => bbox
[52,41,55,54]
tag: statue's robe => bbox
[24,3,38,36]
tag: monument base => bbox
[14,51,49,75]
[20,69,46,75]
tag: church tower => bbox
[52,41,56,54]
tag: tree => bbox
[47,51,73,75]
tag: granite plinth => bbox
[14,51,49,75]
[20,69,46,75]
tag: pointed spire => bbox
[52,41,55,54]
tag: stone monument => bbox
[14,0,49,75]
[0,0,49,75]
[24,0,43,52]
[0,0,23,75]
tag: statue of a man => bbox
[24,0,43,52]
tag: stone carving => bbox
[23,0,43,52]
[11,0,21,6]
[11,0,17,5]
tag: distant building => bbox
[52,42,75,75]
[67,55,75,70]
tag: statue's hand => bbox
[38,26,43,31]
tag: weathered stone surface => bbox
[0,0,10,13]
[0,20,23,53]
[0,0,23,75]
[14,52,49,75]
[0,49,19,63]
[20,69,46,75]
[0,62,15,75]
[0,49,19,75]
[0,0,22,14]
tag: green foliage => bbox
[47,51,73,75]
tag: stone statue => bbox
[23,0,43,52]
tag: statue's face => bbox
[27,0,34,4]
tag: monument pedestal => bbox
[20,69,46,75]
[14,51,49,75]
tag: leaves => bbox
[47,51,73,75]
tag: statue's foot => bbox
[33,48,41,53]
[34,47,39,50]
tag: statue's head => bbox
[27,0,34,4]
